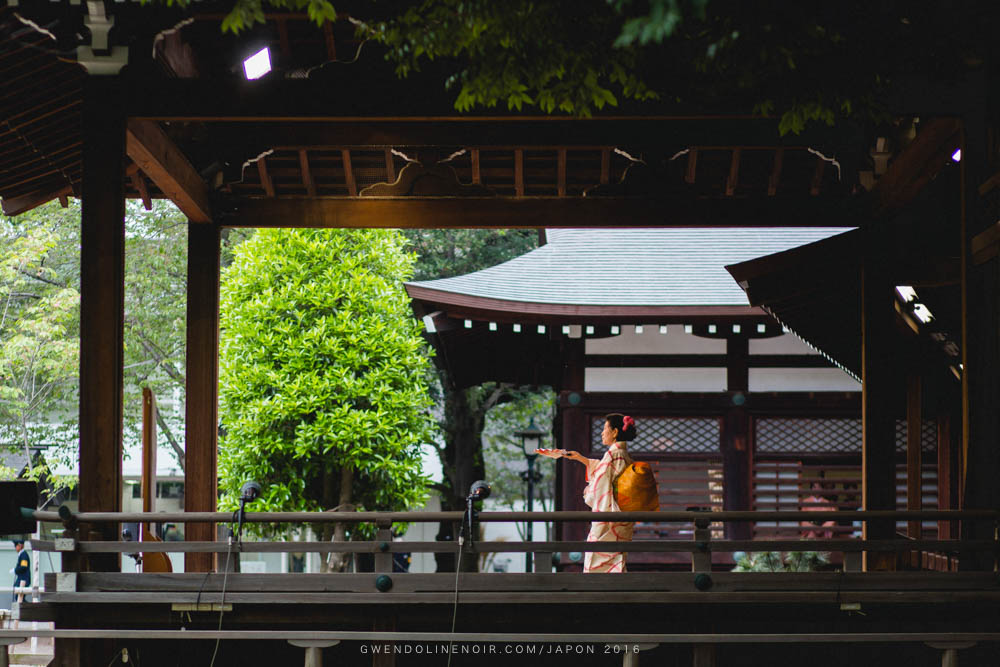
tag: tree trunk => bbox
[436,383,491,572]
[324,463,354,573]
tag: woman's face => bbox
[601,420,618,445]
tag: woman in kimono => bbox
[540,413,635,572]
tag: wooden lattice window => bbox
[590,416,720,454]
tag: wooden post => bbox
[79,76,125,572]
[692,644,716,667]
[959,112,1000,571]
[906,374,922,538]
[374,522,393,573]
[722,336,751,539]
[184,222,221,572]
[691,515,712,573]
[557,340,588,558]
[861,258,897,571]
[937,414,957,539]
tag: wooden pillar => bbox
[960,111,1000,570]
[906,374,922,538]
[937,414,960,540]
[861,257,896,570]
[722,336,751,539]
[78,76,125,570]
[184,222,221,572]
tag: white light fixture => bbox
[243,47,272,80]
[912,303,934,324]
[610,325,620,335]
[895,285,918,303]
[464,319,472,329]
[585,325,595,335]
[708,324,717,334]
[634,325,644,334]
[489,322,497,331]
[732,324,741,334]
[513,323,522,333]
[561,325,571,335]
[659,325,668,334]
[757,323,767,334]
[537,324,546,334]
[684,324,693,334]
[951,148,961,162]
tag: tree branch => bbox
[155,411,185,471]
[16,268,68,289]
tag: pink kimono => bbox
[583,441,634,573]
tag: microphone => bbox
[240,481,262,503]
[467,480,491,501]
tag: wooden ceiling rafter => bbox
[298,149,316,196]
[125,118,211,223]
[257,157,275,197]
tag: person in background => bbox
[540,413,636,573]
[11,540,29,603]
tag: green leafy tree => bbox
[0,203,80,489]
[185,0,988,131]
[402,229,551,571]
[217,228,435,569]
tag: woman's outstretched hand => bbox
[536,448,567,459]
[562,450,590,464]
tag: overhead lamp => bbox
[610,325,620,335]
[912,303,934,324]
[951,149,961,162]
[895,285,918,302]
[243,47,271,80]
[634,325,644,334]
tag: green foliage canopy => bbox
[217,228,434,529]
[183,0,989,130]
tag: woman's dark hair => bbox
[605,413,637,441]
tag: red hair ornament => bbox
[621,415,634,433]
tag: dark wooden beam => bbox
[470,149,480,184]
[514,148,524,197]
[222,195,859,229]
[125,119,211,223]
[906,373,922,538]
[874,117,961,215]
[79,77,125,572]
[810,156,826,196]
[184,223,221,572]
[383,148,396,184]
[129,169,152,210]
[600,149,610,185]
[685,148,698,184]
[725,148,741,196]
[584,354,834,368]
[257,157,275,197]
[341,149,356,197]
[298,149,316,196]
[861,258,897,569]
[722,337,751,540]
[322,21,336,61]
[560,390,860,415]
[556,148,567,196]
[768,148,784,196]
[0,184,73,216]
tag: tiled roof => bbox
[407,228,852,306]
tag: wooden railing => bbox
[25,508,999,574]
